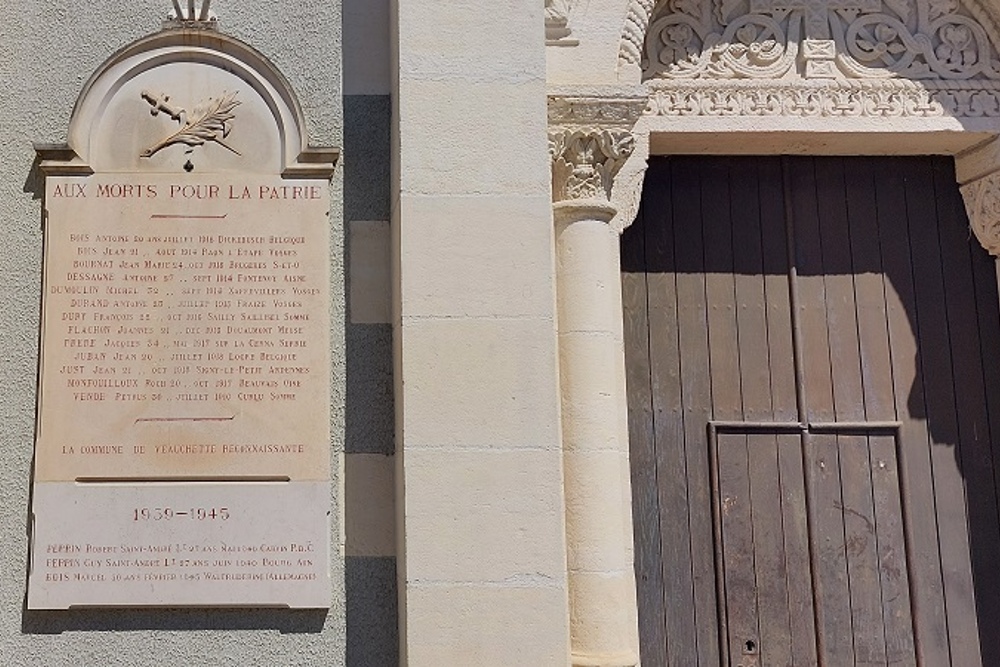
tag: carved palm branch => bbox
[141,91,242,158]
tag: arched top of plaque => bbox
[38,25,337,179]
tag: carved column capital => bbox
[547,90,648,227]
[548,127,635,208]
[961,172,1000,256]
[956,137,1000,257]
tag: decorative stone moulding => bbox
[621,0,657,69]
[643,78,1000,116]
[548,90,648,227]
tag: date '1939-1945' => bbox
[133,507,230,521]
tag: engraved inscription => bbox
[36,174,331,482]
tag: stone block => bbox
[402,447,567,583]
[398,318,560,449]
[405,583,570,666]
[397,80,550,197]
[398,194,556,319]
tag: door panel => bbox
[623,156,1000,666]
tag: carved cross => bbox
[749,0,880,38]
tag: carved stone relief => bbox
[164,0,218,29]
[548,94,646,207]
[638,0,1000,118]
[644,0,1000,81]
[549,128,636,201]
[546,0,574,41]
[140,90,242,158]
[961,172,1000,255]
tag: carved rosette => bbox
[961,173,1000,256]
[548,93,647,226]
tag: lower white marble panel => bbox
[28,481,331,609]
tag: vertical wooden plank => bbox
[647,158,701,666]
[790,156,857,666]
[815,157,889,667]
[933,156,1000,666]
[874,156,951,666]
[702,157,760,664]
[671,156,721,666]
[731,156,794,667]
[845,157,916,666]
[716,431,759,666]
[760,156,819,667]
[903,157,982,666]
[621,160,668,667]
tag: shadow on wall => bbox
[622,154,1000,665]
[21,607,328,634]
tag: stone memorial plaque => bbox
[28,23,337,609]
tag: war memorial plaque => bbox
[27,12,337,609]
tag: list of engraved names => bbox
[36,176,331,480]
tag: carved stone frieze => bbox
[643,0,1000,83]
[961,172,1000,255]
[548,96,647,126]
[644,78,1000,116]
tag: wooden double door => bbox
[622,156,1000,666]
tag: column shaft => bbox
[556,212,640,667]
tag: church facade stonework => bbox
[6,0,1000,665]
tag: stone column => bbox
[549,93,646,667]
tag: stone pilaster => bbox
[549,90,646,667]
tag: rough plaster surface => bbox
[344,96,392,223]
[0,1,388,664]
[346,325,395,456]
[345,557,398,667]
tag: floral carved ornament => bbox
[640,0,1000,117]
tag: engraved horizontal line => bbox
[74,476,292,483]
[135,416,235,424]
[150,214,228,220]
